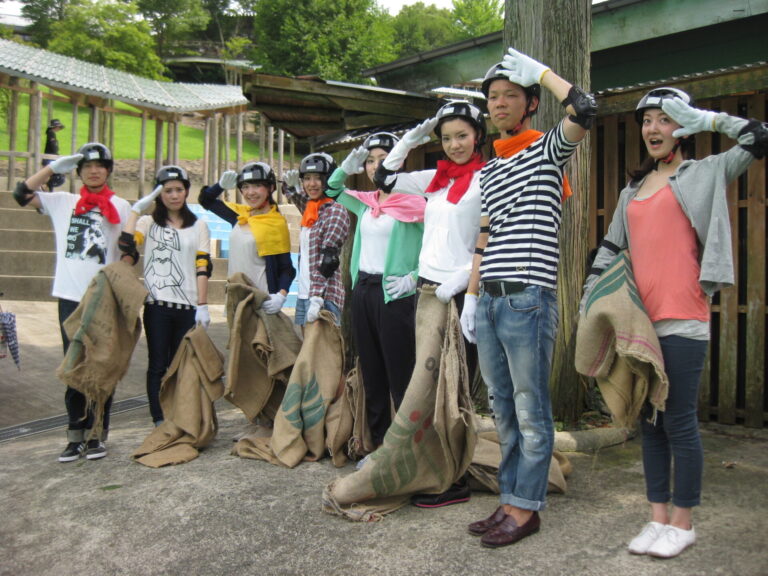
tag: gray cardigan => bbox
[583,112,756,305]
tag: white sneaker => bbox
[647,524,696,558]
[628,521,666,555]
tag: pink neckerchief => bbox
[345,190,425,223]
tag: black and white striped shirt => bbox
[480,121,578,289]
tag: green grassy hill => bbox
[0,91,261,161]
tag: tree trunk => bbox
[504,0,592,425]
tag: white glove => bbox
[661,98,718,138]
[340,146,368,175]
[195,304,211,329]
[49,154,83,174]
[306,296,323,323]
[460,294,478,344]
[283,169,300,190]
[262,292,286,314]
[384,273,417,299]
[131,184,163,214]
[218,170,238,190]
[435,269,470,304]
[382,118,438,171]
[500,47,550,87]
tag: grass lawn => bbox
[0,91,261,160]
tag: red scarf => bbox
[425,153,485,204]
[301,197,333,228]
[493,130,573,201]
[74,185,120,224]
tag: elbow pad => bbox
[118,232,139,265]
[196,253,212,277]
[13,181,35,207]
[373,164,398,193]
[562,85,597,130]
[319,246,340,278]
[739,119,768,159]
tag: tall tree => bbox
[20,0,70,47]
[48,0,166,79]
[453,0,503,39]
[252,0,396,83]
[391,2,459,59]
[136,0,211,56]
[504,0,592,424]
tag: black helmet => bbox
[49,119,64,129]
[76,142,113,173]
[434,100,487,148]
[480,62,541,111]
[362,132,399,152]
[155,165,190,190]
[299,152,336,179]
[237,161,276,189]
[635,87,693,124]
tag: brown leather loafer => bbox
[468,506,507,536]
[480,511,540,548]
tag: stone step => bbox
[0,207,53,231]
[0,229,54,252]
[0,274,227,303]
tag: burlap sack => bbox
[575,251,668,428]
[232,309,346,467]
[57,261,147,438]
[132,325,225,467]
[322,287,476,522]
[224,273,302,423]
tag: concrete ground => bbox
[1,301,767,576]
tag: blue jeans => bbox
[641,335,708,508]
[475,285,558,511]
[294,297,341,326]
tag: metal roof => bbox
[0,39,249,114]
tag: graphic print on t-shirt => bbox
[65,211,107,264]
[144,224,190,304]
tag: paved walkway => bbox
[1,300,767,576]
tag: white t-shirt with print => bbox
[135,216,210,306]
[38,191,131,302]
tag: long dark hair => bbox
[152,187,197,228]
[628,137,695,184]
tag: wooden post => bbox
[27,82,41,176]
[268,125,275,169]
[744,94,766,428]
[69,101,79,193]
[6,77,19,190]
[223,114,231,171]
[173,118,180,165]
[278,128,285,199]
[89,106,98,143]
[236,111,243,169]
[155,118,164,177]
[211,114,220,189]
[139,112,147,197]
[203,116,211,187]
[259,114,266,162]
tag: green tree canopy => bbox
[20,0,69,47]
[48,0,166,79]
[252,0,396,83]
[453,0,503,39]
[391,1,461,59]
[136,0,211,56]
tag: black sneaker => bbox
[58,442,85,463]
[85,439,107,460]
[411,477,471,508]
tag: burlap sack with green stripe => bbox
[322,287,476,521]
[232,309,346,467]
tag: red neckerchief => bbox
[493,130,573,201]
[425,153,485,204]
[300,197,333,227]
[74,185,120,224]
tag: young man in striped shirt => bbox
[461,47,595,548]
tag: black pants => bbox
[59,299,113,433]
[143,302,196,423]
[352,272,417,446]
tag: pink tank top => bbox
[627,184,709,322]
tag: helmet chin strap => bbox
[654,139,681,170]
